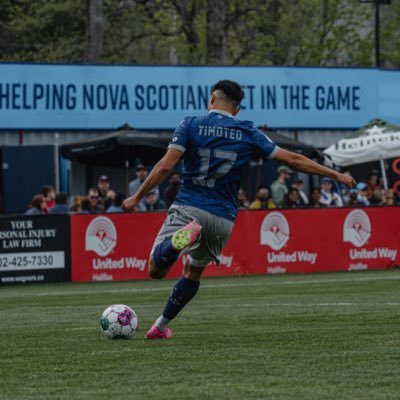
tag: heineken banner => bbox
[1,63,400,129]
[0,215,71,284]
[324,119,400,167]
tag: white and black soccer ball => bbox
[100,304,138,339]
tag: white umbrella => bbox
[324,119,400,189]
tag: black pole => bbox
[375,0,380,67]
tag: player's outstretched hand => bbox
[336,173,356,188]
[122,196,139,213]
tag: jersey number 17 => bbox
[192,148,237,188]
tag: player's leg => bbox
[145,207,233,339]
[146,259,205,339]
[148,207,202,280]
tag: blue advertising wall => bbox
[0,64,399,130]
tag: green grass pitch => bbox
[0,270,399,400]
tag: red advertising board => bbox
[70,207,400,282]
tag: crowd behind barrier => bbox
[23,164,399,216]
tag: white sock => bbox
[154,315,171,332]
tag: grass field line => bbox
[199,302,400,307]
[1,272,400,299]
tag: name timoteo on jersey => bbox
[168,110,278,221]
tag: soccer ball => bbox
[100,304,138,339]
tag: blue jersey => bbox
[168,110,278,221]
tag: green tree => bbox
[0,0,86,62]
[2,0,399,68]
[381,0,400,68]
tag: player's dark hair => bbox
[212,80,244,109]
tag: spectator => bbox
[271,166,292,207]
[102,189,116,211]
[282,187,300,208]
[97,175,111,202]
[381,189,396,206]
[320,177,343,207]
[237,188,250,209]
[42,185,56,211]
[291,178,309,206]
[87,188,102,213]
[70,195,83,213]
[129,164,160,211]
[48,192,69,214]
[347,189,363,207]
[356,182,370,206]
[366,169,381,204]
[250,185,276,209]
[309,188,326,208]
[25,194,46,215]
[163,172,180,208]
[107,193,126,213]
[80,197,92,214]
[144,191,167,211]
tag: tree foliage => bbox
[0,0,398,68]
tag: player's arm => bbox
[273,148,356,188]
[122,148,183,212]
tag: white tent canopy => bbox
[324,119,400,189]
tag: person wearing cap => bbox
[144,191,167,212]
[320,177,343,207]
[271,165,292,207]
[129,164,160,211]
[97,175,111,203]
[347,188,363,207]
[356,182,370,206]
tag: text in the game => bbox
[0,83,361,112]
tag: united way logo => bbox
[85,216,117,256]
[260,212,290,250]
[343,209,371,248]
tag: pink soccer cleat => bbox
[145,325,173,339]
[171,220,202,251]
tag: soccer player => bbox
[122,80,356,339]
